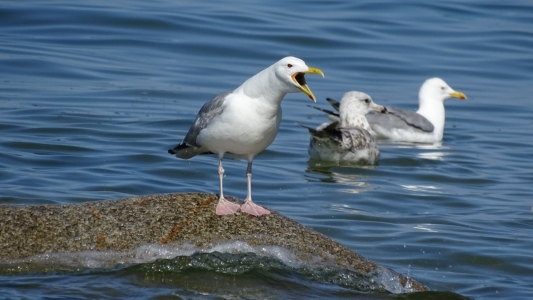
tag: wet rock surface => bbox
[0,192,427,291]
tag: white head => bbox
[235,56,324,105]
[419,78,467,106]
[272,56,324,102]
[339,91,387,129]
[416,78,467,140]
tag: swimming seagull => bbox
[300,91,387,164]
[321,78,467,143]
[168,56,324,216]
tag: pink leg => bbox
[215,157,239,215]
[239,161,270,217]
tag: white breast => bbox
[197,93,282,156]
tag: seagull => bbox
[320,78,467,143]
[300,91,387,164]
[168,56,324,216]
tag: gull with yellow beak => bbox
[169,56,324,216]
[324,78,467,143]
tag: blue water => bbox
[1,0,533,299]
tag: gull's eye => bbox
[364,99,370,103]
[287,63,293,68]
[441,86,445,90]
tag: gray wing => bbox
[182,92,231,147]
[168,92,230,159]
[366,106,434,133]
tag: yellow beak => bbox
[292,67,324,102]
[450,90,467,100]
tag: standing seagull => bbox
[301,91,387,164]
[168,57,324,216]
[322,78,467,143]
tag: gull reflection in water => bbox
[414,142,448,161]
[305,159,376,194]
[378,141,450,160]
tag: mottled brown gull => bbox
[301,91,386,164]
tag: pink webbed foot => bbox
[216,198,240,216]
[239,200,271,217]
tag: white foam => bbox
[5,241,303,270]
[371,266,418,294]
[3,241,414,294]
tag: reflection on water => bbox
[401,184,442,194]
[377,141,444,149]
[305,160,375,194]
[416,151,448,161]
[413,224,439,233]
[379,141,449,160]
[330,204,364,215]
[413,142,449,161]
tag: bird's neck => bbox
[233,67,287,106]
[417,99,445,134]
[340,114,371,131]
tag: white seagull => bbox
[322,78,467,143]
[300,91,387,164]
[169,56,324,216]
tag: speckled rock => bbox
[0,192,427,291]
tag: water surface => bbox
[1,1,533,299]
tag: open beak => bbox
[291,67,324,102]
[450,90,467,100]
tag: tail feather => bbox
[296,123,318,135]
[307,105,339,118]
[326,98,340,111]
[168,143,206,159]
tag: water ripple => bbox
[2,0,533,299]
